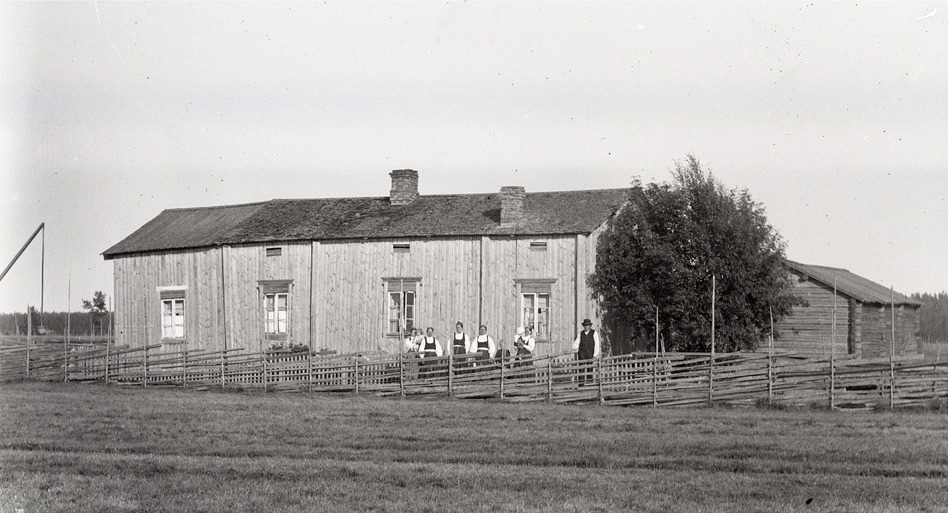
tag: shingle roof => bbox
[787,261,922,306]
[103,189,630,259]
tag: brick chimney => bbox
[500,186,526,227]
[389,169,419,205]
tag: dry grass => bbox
[0,382,946,512]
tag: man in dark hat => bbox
[571,318,601,384]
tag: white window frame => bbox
[264,292,289,336]
[520,292,551,340]
[158,286,187,342]
[515,279,555,341]
[259,280,293,341]
[383,278,421,337]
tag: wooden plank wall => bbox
[113,233,605,356]
[112,248,225,353]
[774,277,850,358]
[224,243,313,353]
[858,303,920,359]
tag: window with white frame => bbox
[259,280,292,338]
[159,288,186,340]
[516,279,555,340]
[384,278,419,336]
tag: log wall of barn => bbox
[856,303,920,359]
[774,277,850,358]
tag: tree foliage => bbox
[590,155,799,352]
[912,291,948,343]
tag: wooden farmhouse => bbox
[775,261,922,359]
[103,170,629,356]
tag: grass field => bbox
[0,383,946,513]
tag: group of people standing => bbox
[403,322,536,363]
[402,318,601,365]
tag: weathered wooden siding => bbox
[113,232,607,356]
[775,277,850,358]
[857,303,920,359]
[223,243,313,353]
[112,248,225,353]
[313,237,482,355]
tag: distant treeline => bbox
[913,292,948,343]
[0,310,111,337]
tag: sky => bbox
[1,1,946,314]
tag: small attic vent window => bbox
[529,241,548,251]
[265,247,282,257]
[393,243,411,253]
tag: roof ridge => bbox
[163,200,270,212]
[267,187,631,203]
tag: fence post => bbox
[768,307,774,405]
[547,355,553,402]
[262,353,268,391]
[399,354,405,397]
[499,351,505,401]
[448,353,454,397]
[143,345,148,387]
[220,349,226,388]
[104,337,110,384]
[354,356,360,394]
[708,353,714,406]
[652,355,658,407]
[308,351,314,393]
[597,357,604,405]
[25,308,31,378]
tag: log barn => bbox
[775,261,922,359]
[103,170,629,356]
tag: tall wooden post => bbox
[597,356,604,405]
[25,305,31,378]
[768,306,774,404]
[709,276,715,405]
[547,355,553,402]
[143,344,149,387]
[889,286,896,409]
[448,352,454,397]
[653,306,659,407]
[262,353,267,391]
[353,356,360,394]
[308,350,314,393]
[830,277,837,409]
[499,351,505,401]
[220,349,226,388]
[399,354,405,397]
[65,278,70,382]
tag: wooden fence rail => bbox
[2,343,947,410]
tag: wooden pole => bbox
[104,318,110,384]
[768,306,774,404]
[262,353,267,391]
[143,344,148,387]
[890,286,895,409]
[499,351,505,401]
[654,306,659,407]
[547,355,553,402]
[220,349,226,388]
[448,352,454,397]
[353,355,360,394]
[709,275,715,405]
[26,304,31,378]
[65,276,70,382]
[597,356,604,405]
[830,277,837,409]
[40,223,44,326]
[308,350,314,393]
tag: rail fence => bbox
[1,342,947,410]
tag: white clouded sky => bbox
[1,1,946,313]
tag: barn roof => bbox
[787,261,922,306]
[103,188,630,259]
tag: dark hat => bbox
[582,318,593,326]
